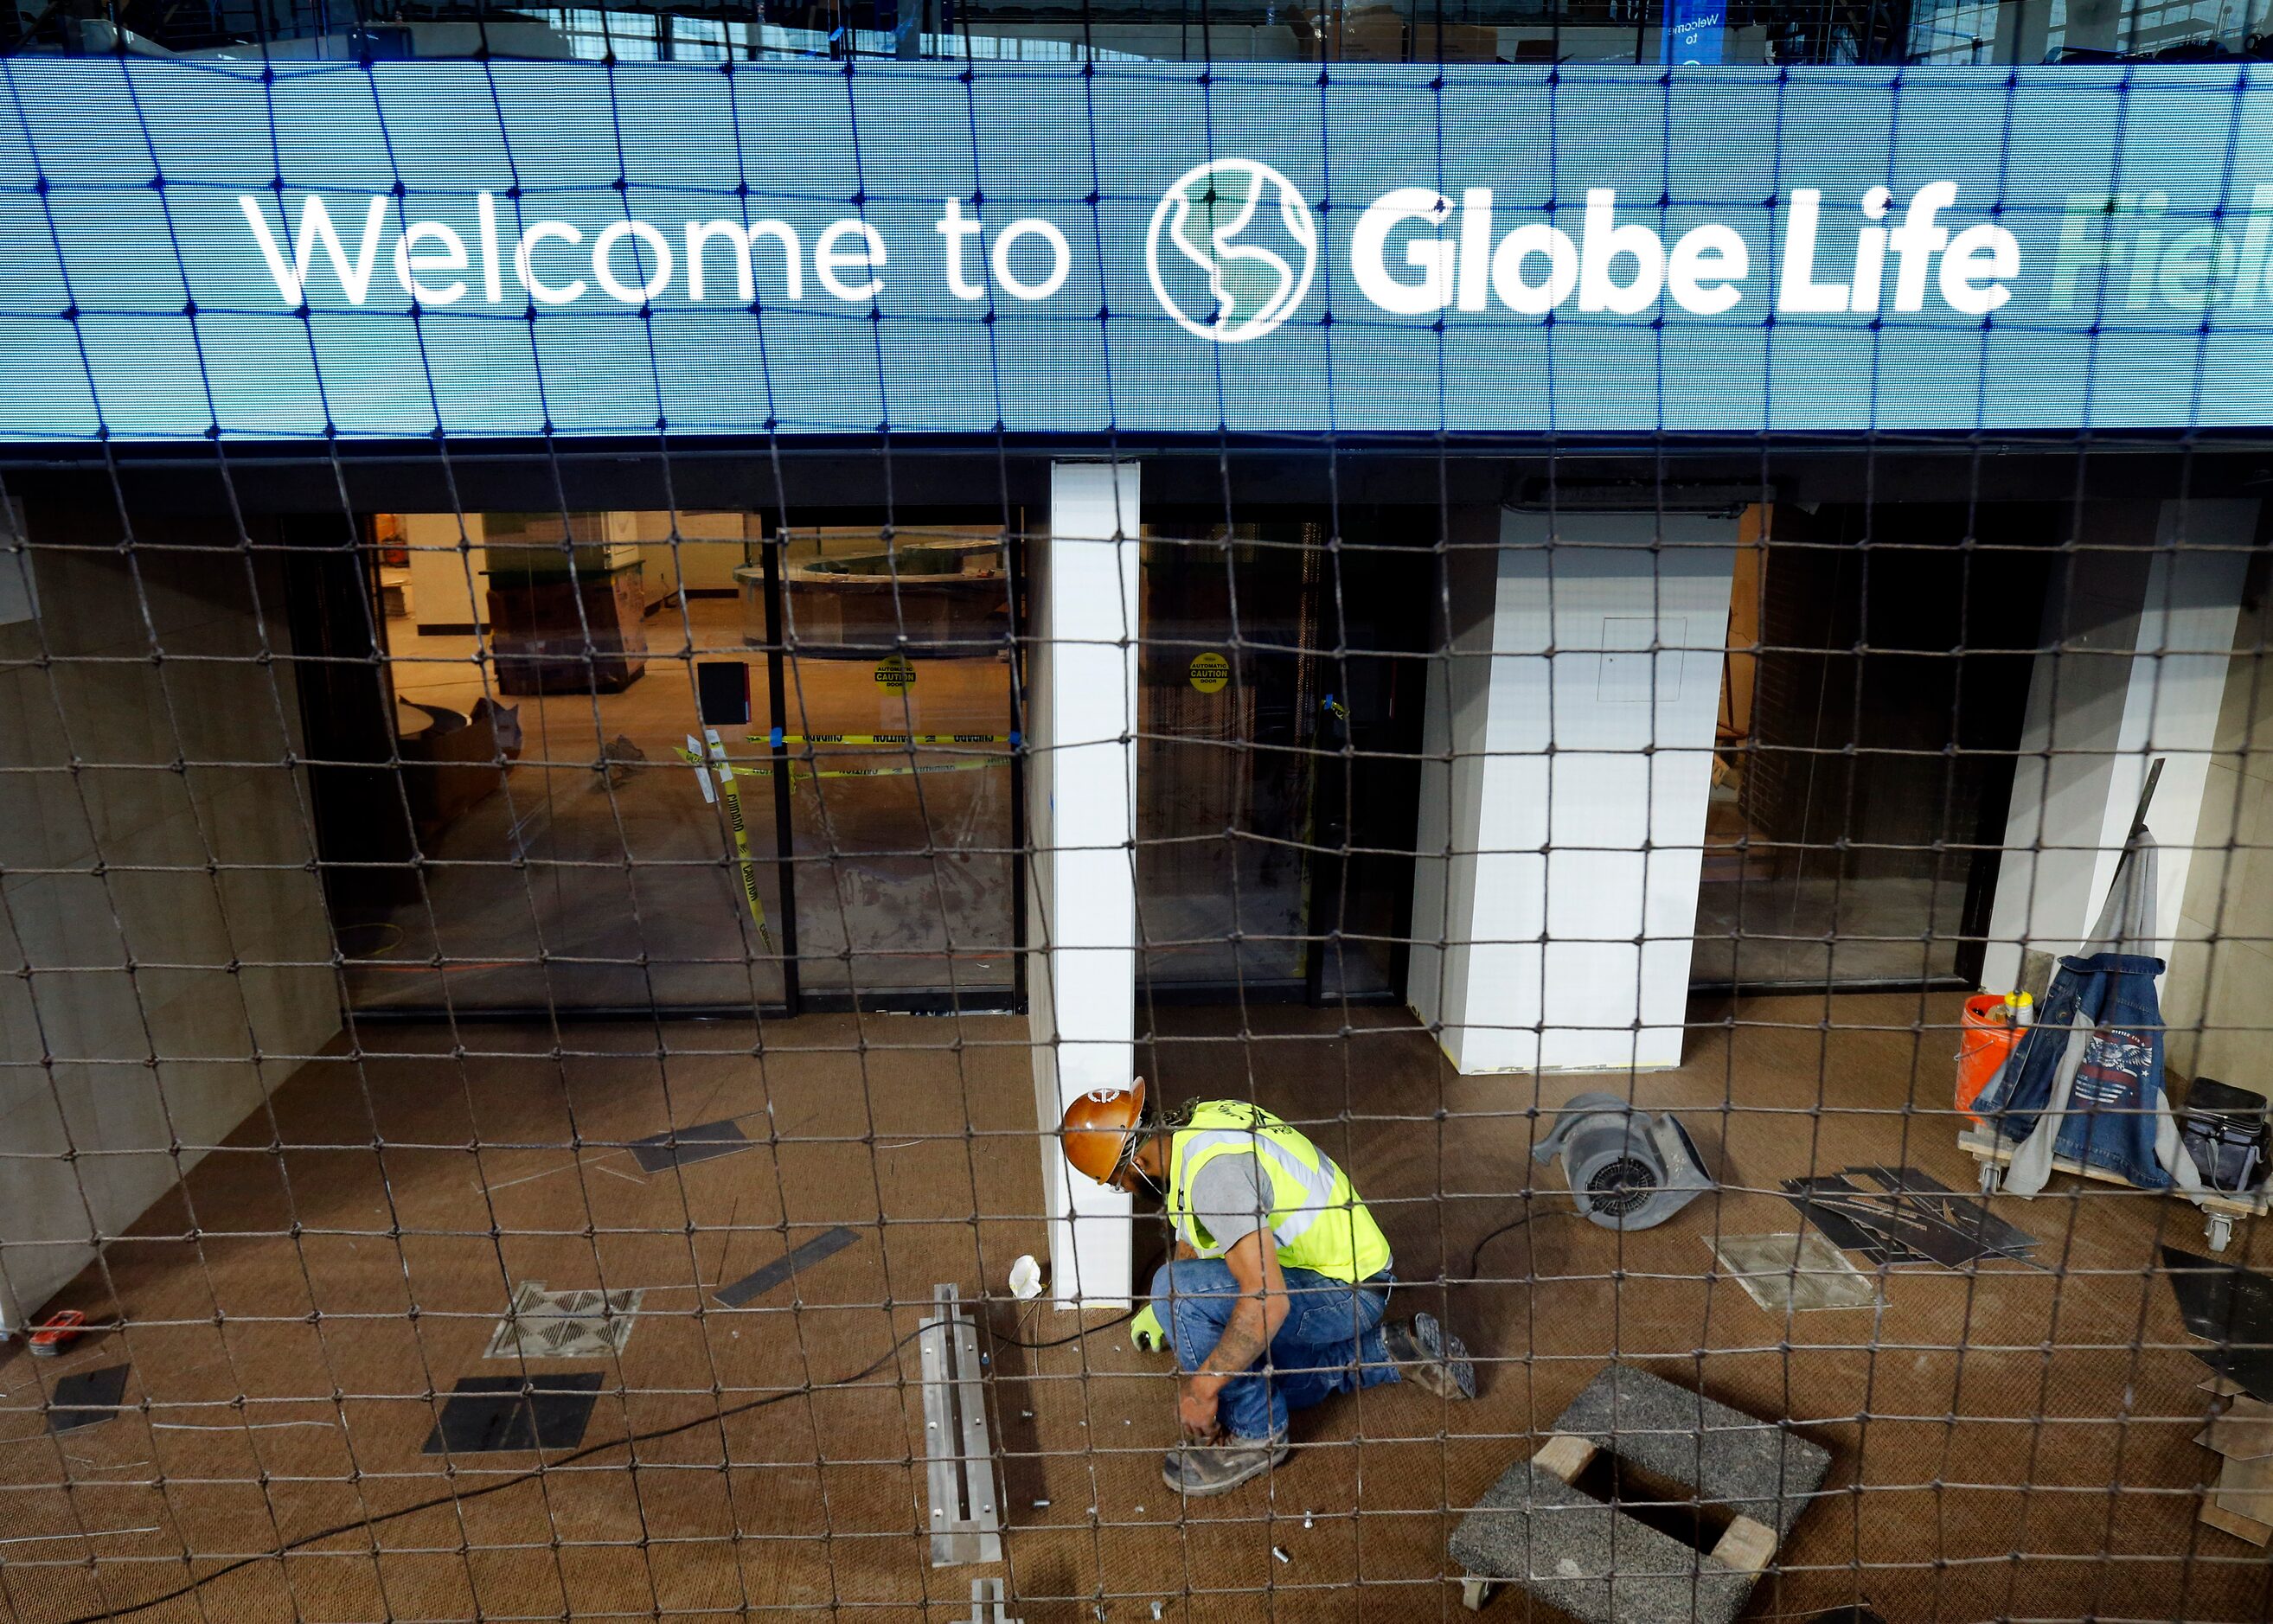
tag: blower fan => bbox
[1533,1093,1713,1231]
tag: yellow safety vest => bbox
[1165,1101,1392,1284]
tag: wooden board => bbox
[2212,1453,2273,1524]
[1708,1515,1777,1575]
[2199,1498,2273,1546]
[1957,1128,2266,1218]
[1533,1433,1598,1485]
[2204,1401,2273,1461]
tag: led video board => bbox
[1,59,2268,439]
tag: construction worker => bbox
[1059,1079,1475,1496]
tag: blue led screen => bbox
[2,59,2270,442]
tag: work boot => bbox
[1161,1429,1291,1496]
[1383,1311,1476,1399]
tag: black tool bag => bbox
[2177,1077,2270,1193]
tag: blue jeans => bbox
[1149,1257,1399,1440]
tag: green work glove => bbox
[1130,1303,1169,1354]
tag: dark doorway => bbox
[1136,508,1432,1005]
[1697,502,2054,990]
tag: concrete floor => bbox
[1689,877,1971,988]
[3,997,2269,1622]
[1693,788,1971,988]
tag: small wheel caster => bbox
[2206,1212,2234,1252]
[1978,1162,1999,1197]
[1462,1575,1495,1612]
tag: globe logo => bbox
[1145,158,1318,344]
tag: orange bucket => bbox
[1956,994,2023,1123]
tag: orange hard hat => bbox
[1059,1077,1148,1186]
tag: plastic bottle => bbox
[2013,991,2034,1028]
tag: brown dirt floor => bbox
[3,995,2270,1623]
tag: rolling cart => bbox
[1961,760,2263,1252]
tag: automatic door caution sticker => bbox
[1188,651,1230,694]
[752,730,1016,747]
[874,654,917,691]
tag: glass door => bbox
[1136,512,1427,1003]
[774,525,1021,1005]
[311,507,1026,1018]
[323,508,785,1013]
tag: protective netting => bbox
[3,29,2273,1624]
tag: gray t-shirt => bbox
[1182,1148,1271,1254]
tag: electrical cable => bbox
[982,1241,1165,1353]
[56,1323,925,1624]
[1463,1208,1578,1285]
[61,1299,1151,1623]
[988,1305,1140,1352]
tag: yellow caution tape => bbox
[742,758,1007,782]
[675,740,773,950]
[718,775,772,949]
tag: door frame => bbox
[329,514,1028,1022]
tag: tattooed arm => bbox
[1178,1229,1287,1436]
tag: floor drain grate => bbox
[921,1282,1003,1568]
[485,1281,643,1360]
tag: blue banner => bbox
[1662,0,1727,67]
[0,60,2269,442]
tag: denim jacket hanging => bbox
[1977,950,2174,1190]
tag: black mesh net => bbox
[3,18,2272,1624]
